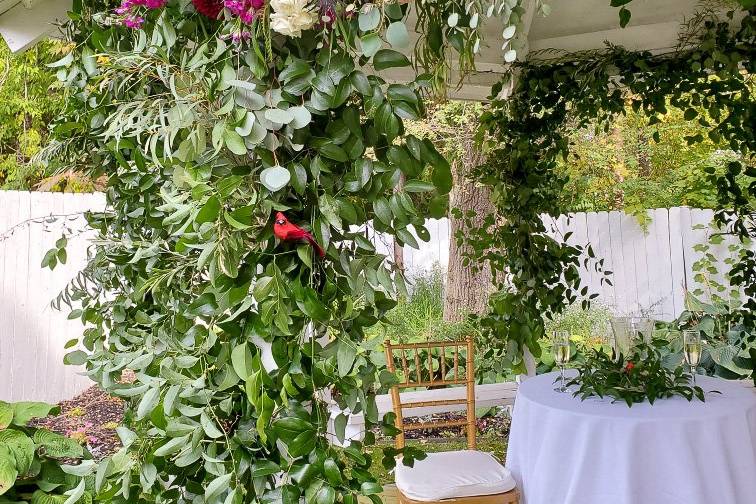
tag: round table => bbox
[506,371,756,504]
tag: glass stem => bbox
[691,366,697,385]
[560,365,565,390]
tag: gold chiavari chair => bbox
[385,337,519,504]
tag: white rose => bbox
[270,0,318,38]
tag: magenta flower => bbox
[224,0,265,24]
[116,0,167,28]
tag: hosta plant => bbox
[0,401,88,504]
[44,1,454,503]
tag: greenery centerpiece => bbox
[565,342,708,407]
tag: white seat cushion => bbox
[395,450,516,502]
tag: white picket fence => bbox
[0,191,106,403]
[542,208,742,321]
[376,208,750,322]
[0,190,746,403]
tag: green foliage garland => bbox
[466,6,755,372]
[45,1,453,503]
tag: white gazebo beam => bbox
[0,0,70,53]
[529,20,686,56]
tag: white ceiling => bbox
[0,0,69,52]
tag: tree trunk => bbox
[443,134,494,322]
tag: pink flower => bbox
[224,0,265,24]
[123,15,145,28]
[116,0,167,28]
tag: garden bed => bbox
[377,408,511,440]
[29,386,124,460]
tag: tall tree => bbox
[407,101,494,321]
[444,121,494,322]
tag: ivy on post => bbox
[41,1,456,502]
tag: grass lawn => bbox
[365,437,508,485]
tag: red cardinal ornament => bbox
[273,212,325,258]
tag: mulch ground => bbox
[377,407,512,441]
[29,386,125,460]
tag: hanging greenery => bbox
[464,6,755,373]
[412,0,550,92]
[43,1,454,502]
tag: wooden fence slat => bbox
[45,192,68,400]
[0,191,18,399]
[607,211,628,312]
[14,192,32,400]
[593,211,616,306]
[678,207,696,305]
[668,207,688,315]
[576,212,599,295]
[0,191,103,402]
[27,192,48,400]
[650,209,675,320]
[632,213,651,315]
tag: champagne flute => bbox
[553,330,571,393]
[683,330,702,385]
[610,317,632,361]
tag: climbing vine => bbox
[465,6,755,372]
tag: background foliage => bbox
[558,104,754,218]
[0,40,63,190]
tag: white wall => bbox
[0,190,105,402]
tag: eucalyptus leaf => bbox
[386,22,410,48]
[359,34,382,58]
[289,106,312,129]
[358,6,381,32]
[260,166,291,192]
[264,108,294,125]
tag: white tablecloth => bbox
[506,372,756,504]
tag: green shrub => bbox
[0,401,88,503]
[367,266,518,384]
[537,302,613,372]
[0,40,63,190]
[367,266,469,344]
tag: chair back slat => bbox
[384,336,477,450]
[454,344,459,381]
